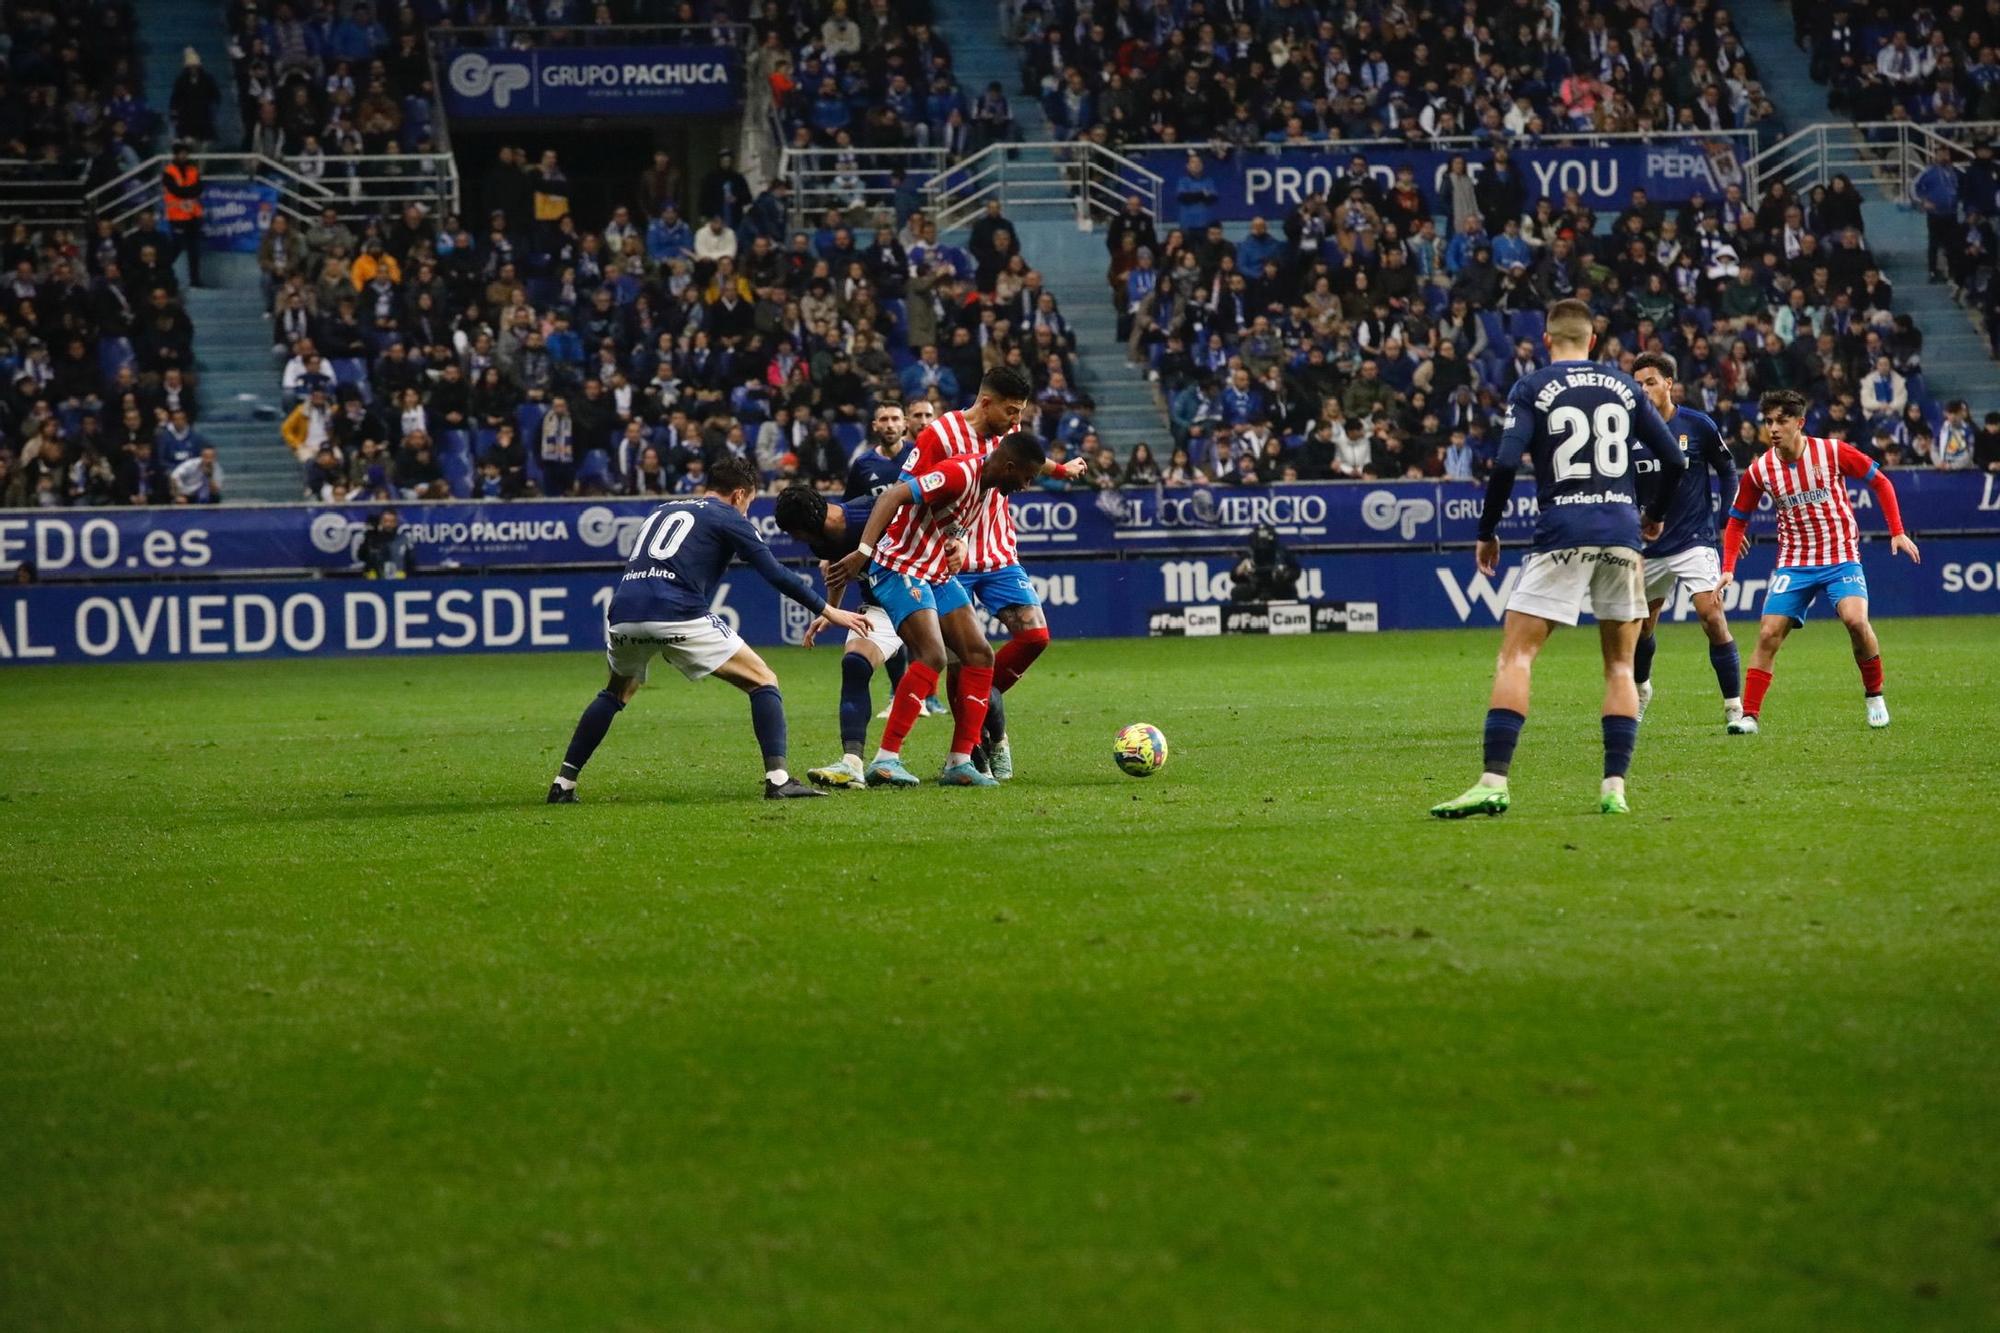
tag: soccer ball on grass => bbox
[1113,723,1169,777]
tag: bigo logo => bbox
[1360,489,1436,540]
[449,53,532,109]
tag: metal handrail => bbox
[924,141,1165,234]
[0,161,91,229]
[1748,120,2000,203]
[428,22,753,49]
[779,145,952,230]
[1116,128,1764,155]
[84,152,461,232]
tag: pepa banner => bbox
[6,472,2000,582]
[5,541,2000,665]
[1136,139,1748,221]
[441,45,740,119]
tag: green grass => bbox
[3,620,1998,1332]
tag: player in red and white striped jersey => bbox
[831,431,1048,787]
[1716,389,1921,733]
[900,368,1086,779]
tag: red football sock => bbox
[950,665,994,757]
[992,627,1050,694]
[878,661,938,756]
[1744,667,1773,718]
[1859,654,1883,697]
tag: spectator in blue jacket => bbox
[647,206,693,263]
[898,345,960,404]
[1175,155,1219,233]
[1913,147,1962,281]
[1237,217,1284,275]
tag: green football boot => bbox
[1429,783,1510,819]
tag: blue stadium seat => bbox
[516,402,547,448]
[576,449,615,493]
[1476,310,1505,350]
[442,451,473,498]
[332,357,368,386]
[833,421,865,452]
[440,428,472,462]
[1507,310,1545,343]
[98,336,134,382]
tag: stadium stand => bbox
[7,0,2000,512]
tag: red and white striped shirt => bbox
[1723,435,1900,570]
[904,409,1019,571]
[875,454,987,582]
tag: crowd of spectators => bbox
[0,3,231,507]
[1015,0,1781,147]
[219,0,444,170]
[238,0,1125,505]
[0,203,221,506]
[1802,2,2000,127]
[1104,148,2000,483]
[1,0,159,188]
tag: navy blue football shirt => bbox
[1490,359,1684,552]
[608,495,826,624]
[1642,406,1737,559]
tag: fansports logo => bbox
[1360,489,1436,540]
[448,53,532,110]
[309,511,361,555]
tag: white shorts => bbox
[605,616,744,683]
[1643,544,1723,602]
[844,603,904,660]
[1508,545,1647,626]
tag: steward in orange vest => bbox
[163,143,205,286]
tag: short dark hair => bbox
[996,430,1046,467]
[980,365,1033,402]
[705,456,760,495]
[1632,351,1678,380]
[1759,389,1809,418]
[773,483,827,536]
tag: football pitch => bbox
[4,620,1997,1331]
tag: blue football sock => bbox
[561,689,624,778]
[983,687,1007,748]
[1633,631,1657,686]
[838,653,873,754]
[1602,714,1639,779]
[1710,640,1742,699]
[1482,708,1525,777]
[749,684,788,770]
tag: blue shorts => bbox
[867,562,972,629]
[956,564,1041,614]
[1762,561,1868,626]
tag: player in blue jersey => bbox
[1431,299,1684,818]
[547,456,871,803]
[1630,352,1744,729]
[846,400,910,499]
[772,483,927,789]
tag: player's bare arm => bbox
[832,480,919,585]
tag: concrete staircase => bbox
[936,0,1166,455]
[1737,3,1994,410]
[137,0,242,149]
[188,251,298,503]
[935,0,1050,141]
[1013,218,1169,457]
